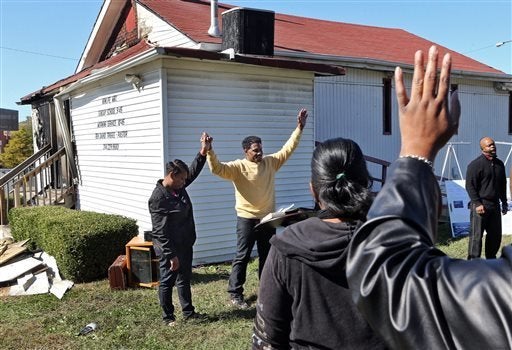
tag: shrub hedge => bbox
[8,206,138,282]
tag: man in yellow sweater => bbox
[207,108,308,308]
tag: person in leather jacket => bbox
[148,132,211,326]
[346,46,512,349]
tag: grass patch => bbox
[1,227,511,349]
[436,222,512,258]
[0,261,259,350]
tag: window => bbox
[383,78,392,135]
[451,84,459,135]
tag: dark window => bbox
[451,84,459,135]
[34,103,51,149]
[383,78,392,135]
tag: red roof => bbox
[20,41,152,102]
[140,0,503,74]
[20,41,344,103]
[20,0,505,103]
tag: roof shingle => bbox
[139,0,503,74]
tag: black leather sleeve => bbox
[185,153,206,187]
[347,158,512,349]
[148,189,180,261]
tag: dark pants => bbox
[158,246,195,321]
[227,217,275,297]
[468,203,502,259]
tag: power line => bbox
[462,40,512,55]
[462,44,497,55]
[0,46,78,61]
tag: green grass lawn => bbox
[0,261,260,350]
[436,222,512,258]
[1,228,511,350]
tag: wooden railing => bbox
[364,155,391,185]
[0,145,75,225]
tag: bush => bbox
[8,206,138,282]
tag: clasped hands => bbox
[200,132,213,155]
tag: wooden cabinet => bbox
[125,236,160,288]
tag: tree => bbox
[0,123,34,168]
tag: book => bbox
[256,205,317,231]
[260,204,296,224]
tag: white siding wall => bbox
[70,66,165,230]
[315,68,512,181]
[70,58,315,265]
[444,80,512,178]
[315,68,400,187]
[68,56,510,265]
[137,3,197,48]
[164,59,315,264]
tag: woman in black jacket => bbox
[252,138,386,349]
[346,46,512,350]
[148,132,211,326]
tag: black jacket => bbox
[148,153,206,262]
[465,154,507,209]
[347,158,512,349]
[253,217,387,350]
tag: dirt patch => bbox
[0,285,10,296]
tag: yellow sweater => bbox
[207,127,303,219]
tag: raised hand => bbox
[297,108,308,130]
[200,131,213,155]
[395,45,461,163]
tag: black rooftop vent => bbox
[221,7,275,56]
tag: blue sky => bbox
[1,0,511,120]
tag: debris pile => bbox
[0,237,73,299]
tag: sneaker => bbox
[230,295,249,309]
[184,312,207,322]
[164,319,176,327]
